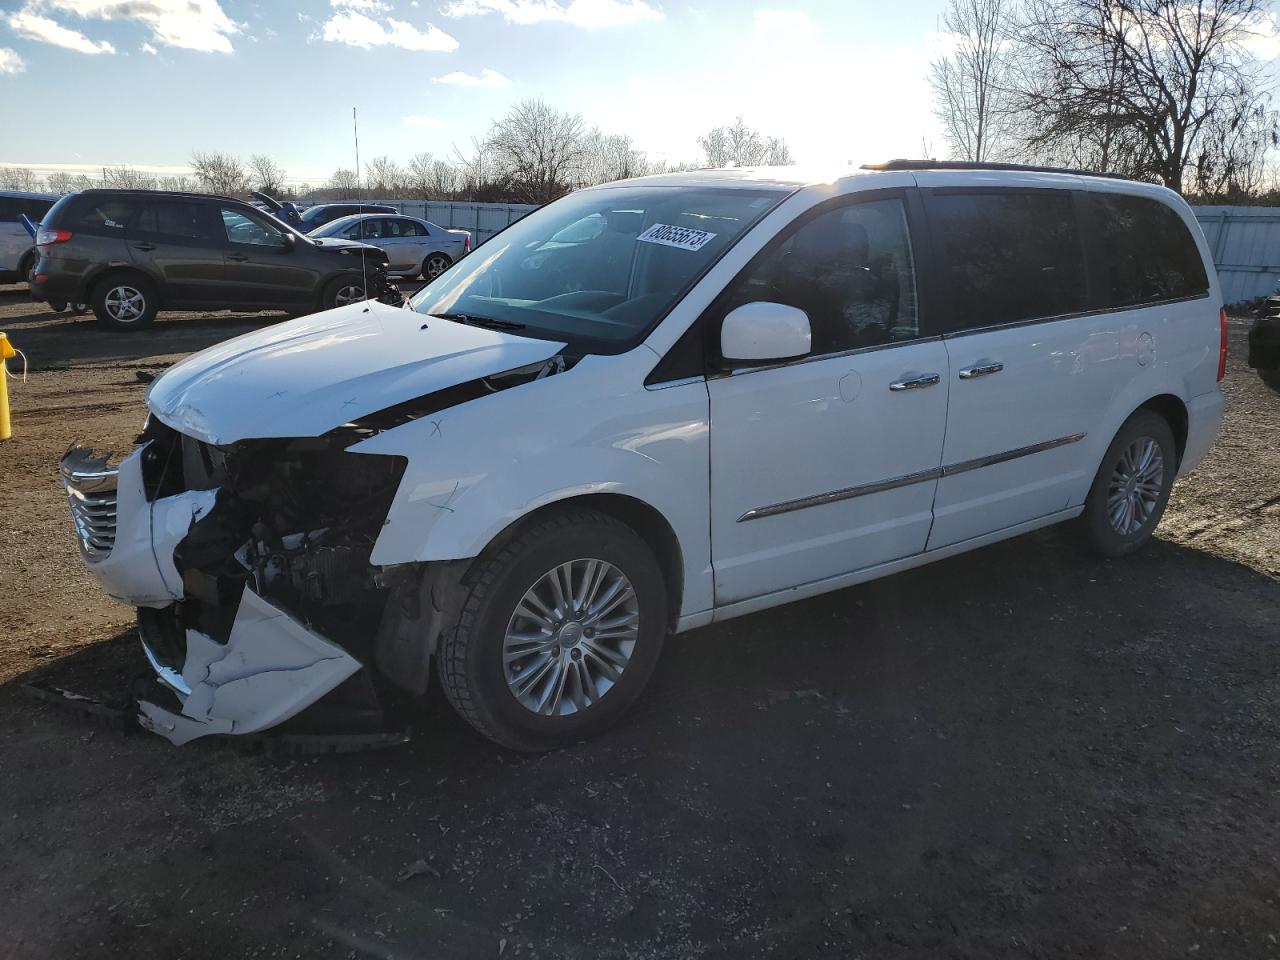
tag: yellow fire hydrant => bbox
[0,332,15,441]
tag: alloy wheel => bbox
[104,285,146,323]
[424,255,449,280]
[1106,436,1165,535]
[503,558,640,717]
[334,283,366,307]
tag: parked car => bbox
[0,189,59,284]
[1247,293,1280,392]
[309,213,471,279]
[29,189,400,330]
[298,202,397,232]
[60,162,1225,751]
[249,190,303,229]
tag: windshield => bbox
[408,185,785,349]
[310,215,361,239]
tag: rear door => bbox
[708,192,950,604]
[920,182,1120,548]
[218,205,316,309]
[127,199,225,307]
[377,218,421,271]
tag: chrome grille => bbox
[61,449,119,559]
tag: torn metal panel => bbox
[138,589,361,746]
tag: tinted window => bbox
[1092,194,1209,306]
[136,201,214,241]
[73,197,139,233]
[0,198,16,221]
[721,198,921,355]
[16,198,53,220]
[221,208,285,246]
[930,191,1087,329]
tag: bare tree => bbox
[328,168,360,199]
[580,130,650,185]
[248,155,287,195]
[157,175,196,192]
[488,98,588,202]
[45,171,76,194]
[365,156,404,196]
[930,0,1018,161]
[191,151,246,194]
[102,166,157,190]
[0,166,42,190]
[1018,0,1277,192]
[698,117,793,167]
[429,159,458,197]
[407,152,435,198]
[452,136,496,196]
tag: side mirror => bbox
[720,301,812,364]
[281,233,296,251]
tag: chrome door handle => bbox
[959,362,1004,379]
[889,373,941,391]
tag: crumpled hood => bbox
[147,299,565,445]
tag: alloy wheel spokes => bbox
[1107,437,1164,536]
[503,558,640,717]
[106,286,143,321]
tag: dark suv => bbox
[30,190,400,331]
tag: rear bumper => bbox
[1249,317,1280,371]
[1180,390,1225,477]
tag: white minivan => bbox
[61,162,1226,750]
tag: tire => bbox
[322,275,368,310]
[1259,368,1280,393]
[421,252,451,281]
[90,274,158,331]
[439,507,667,751]
[1077,410,1177,557]
[17,251,35,283]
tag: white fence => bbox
[364,198,1280,305]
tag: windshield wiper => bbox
[432,312,526,331]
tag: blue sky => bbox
[0,0,973,184]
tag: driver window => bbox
[221,208,284,247]
[723,198,920,356]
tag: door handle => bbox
[132,242,156,251]
[227,253,249,262]
[889,373,941,391]
[959,361,1004,379]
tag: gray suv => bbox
[30,190,399,330]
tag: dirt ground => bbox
[1,285,1277,959]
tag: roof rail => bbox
[860,159,1131,181]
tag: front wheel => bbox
[421,253,451,281]
[439,507,667,751]
[322,275,368,310]
[91,276,158,331]
[1077,410,1176,557]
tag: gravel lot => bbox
[1,285,1277,959]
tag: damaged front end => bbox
[61,420,427,745]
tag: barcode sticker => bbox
[636,222,717,251]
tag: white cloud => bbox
[441,0,662,29]
[28,1,239,54]
[321,10,459,51]
[331,0,390,10]
[433,67,510,86]
[140,41,157,55]
[7,10,115,54]
[403,114,446,127]
[752,9,816,43]
[1243,12,1280,60]
[0,47,24,73]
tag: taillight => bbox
[464,233,472,253]
[36,227,72,247]
[1217,306,1228,381]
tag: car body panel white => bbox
[146,299,565,445]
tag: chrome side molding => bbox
[737,432,1087,522]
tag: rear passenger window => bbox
[0,198,16,221]
[16,199,53,220]
[1092,194,1208,306]
[930,191,1087,329]
[136,201,213,241]
[723,198,921,355]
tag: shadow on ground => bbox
[3,528,1277,959]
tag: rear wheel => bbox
[91,275,158,331]
[1259,368,1280,393]
[421,253,451,281]
[1077,410,1176,557]
[439,507,667,751]
[17,250,35,283]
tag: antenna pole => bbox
[353,106,369,304]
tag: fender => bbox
[350,348,716,620]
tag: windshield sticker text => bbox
[636,223,717,251]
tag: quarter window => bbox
[722,198,921,356]
[1092,194,1208,306]
[930,191,1087,330]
